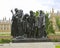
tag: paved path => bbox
[0,42,60,48]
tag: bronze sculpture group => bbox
[11,8,47,39]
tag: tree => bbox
[45,13,55,34]
[34,11,39,17]
[56,17,60,30]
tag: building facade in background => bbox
[0,17,11,32]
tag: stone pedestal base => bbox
[12,37,51,43]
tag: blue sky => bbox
[0,0,60,20]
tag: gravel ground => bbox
[0,42,58,48]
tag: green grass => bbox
[0,32,11,43]
[0,32,11,36]
[0,39,12,43]
[0,34,11,36]
[55,45,60,48]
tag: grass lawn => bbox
[0,39,12,43]
[0,32,11,36]
[55,45,60,48]
[0,32,11,43]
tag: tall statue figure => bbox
[28,11,36,38]
[22,14,29,38]
[37,10,47,38]
[11,8,19,38]
[17,9,24,36]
